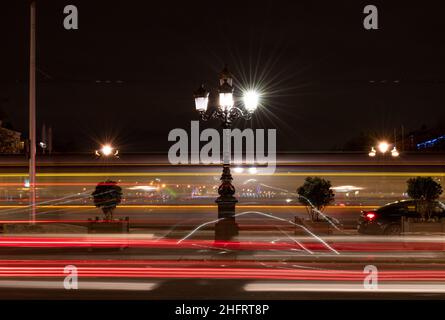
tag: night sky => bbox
[1,0,445,152]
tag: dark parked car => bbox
[357,200,445,235]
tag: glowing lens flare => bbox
[101,144,113,156]
[243,90,260,112]
[378,141,390,154]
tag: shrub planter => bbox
[294,217,333,235]
[2,223,45,234]
[87,217,130,234]
[401,217,445,234]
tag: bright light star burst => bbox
[243,90,260,112]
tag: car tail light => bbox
[364,212,376,220]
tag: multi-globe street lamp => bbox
[95,144,119,158]
[194,67,259,126]
[369,141,399,157]
[194,66,260,240]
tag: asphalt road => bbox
[0,233,444,299]
[0,206,363,229]
[0,156,443,299]
[2,279,445,300]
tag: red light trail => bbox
[0,260,443,281]
[0,236,443,252]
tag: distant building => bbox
[399,124,445,151]
[417,134,445,150]
[0,120,22,154]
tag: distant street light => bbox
[377,141,390,154]
[369,141,399,157]
[194,66,260,240]
[390,147,399,157]
[95,144,119,158]
[101,145,113,156]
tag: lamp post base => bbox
[215,195,239,240]
[215,217,239,241]
[215,164,239,240]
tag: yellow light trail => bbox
[1,161,444,167]
[0,172,443,178]
[0,205,377,209]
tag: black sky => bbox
[1,0,445,152]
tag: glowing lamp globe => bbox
[194,84,209,112]
[243,90,259,112]
[378,141,389,154]
[101,144,113,156]
[218,80,234,110]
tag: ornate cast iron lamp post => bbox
[194,66,259,240]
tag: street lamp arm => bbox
[198,105,252,125]
[198,109,220,121]
[229,106,252,121]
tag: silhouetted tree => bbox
[92,180,123,220]
[297,177,335,221]
[407,177,443,220]
[0,128,21,153]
